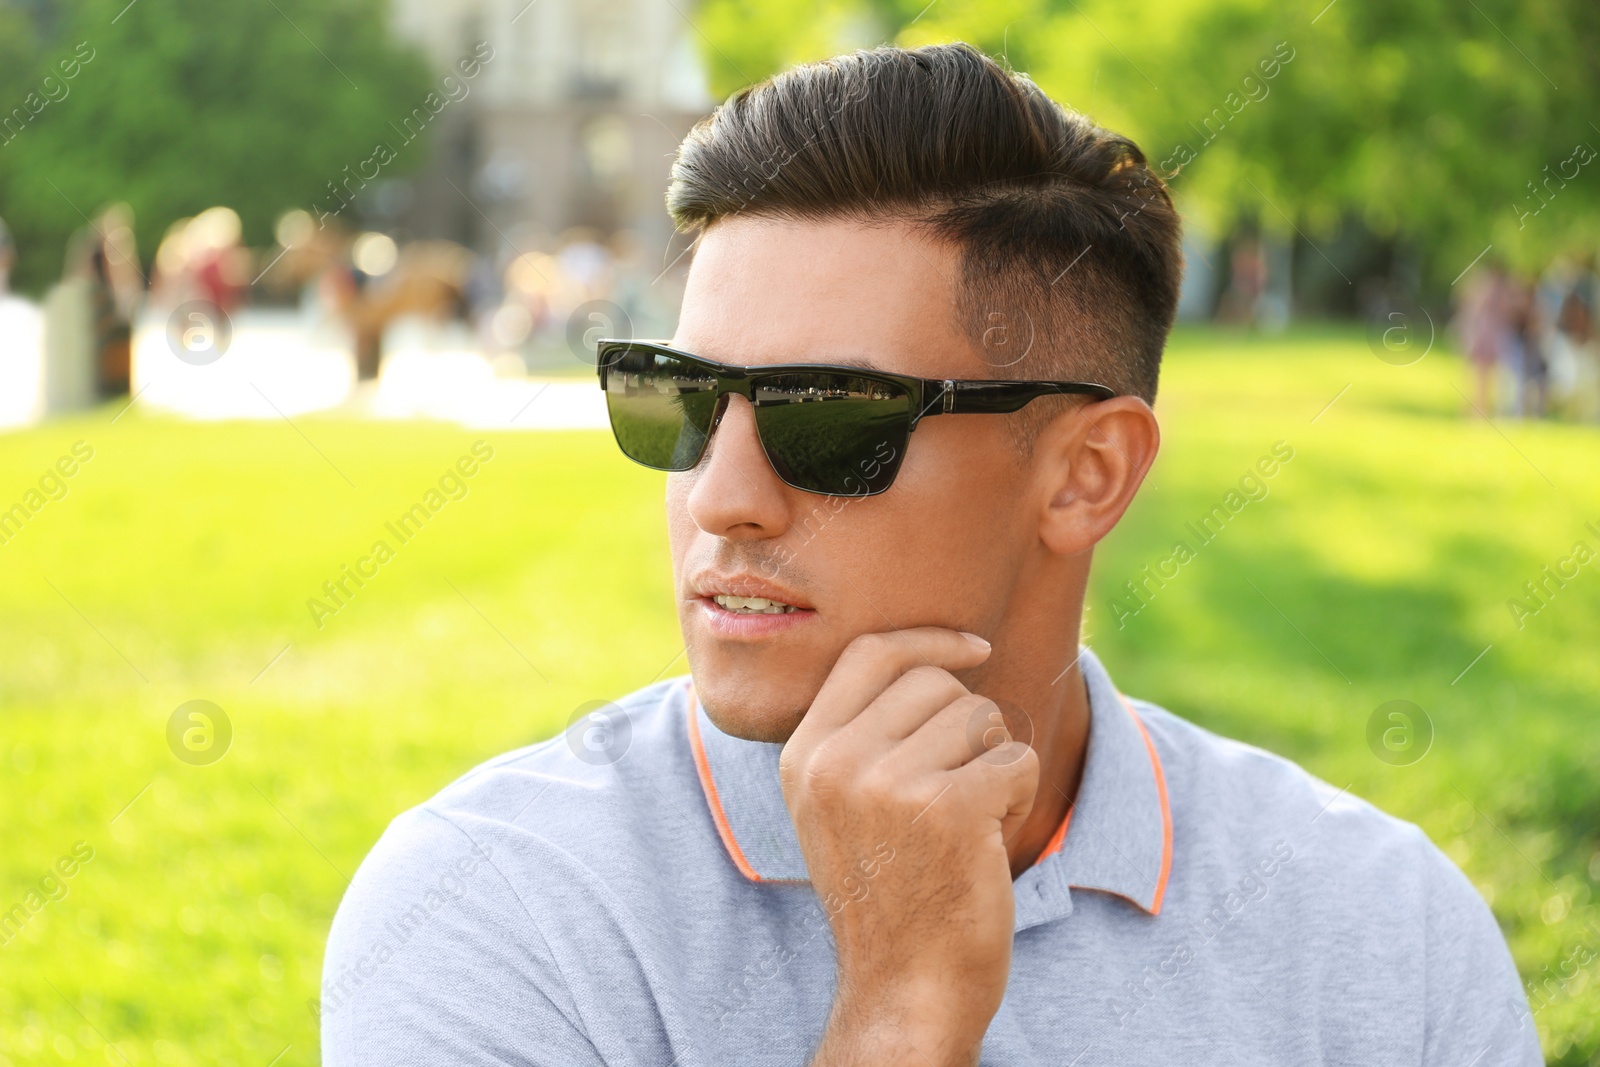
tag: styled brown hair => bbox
[667,42,1184,424]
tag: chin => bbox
[688,663,817,744]
[679,607,838,742]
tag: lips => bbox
[688,572,817,636]
[690,573,814,612]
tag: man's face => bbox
[668,215,1047,742]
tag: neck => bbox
[956,567,1092,877]
[979,656,1090,879]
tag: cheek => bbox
[899,420,1026,525]
[665,476,689,539]
[829,429,1026,616]
[665,472,703,556]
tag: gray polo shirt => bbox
[321,647,1540,1065]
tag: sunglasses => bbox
[596,340,1117,497]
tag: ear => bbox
[1035,396,1160,557]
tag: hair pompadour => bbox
[667,42,1184,416]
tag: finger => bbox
[949,740,1038,828]
[838,665,971,747]
[881,693,998,771]
[795,627,991,742]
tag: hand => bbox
[781,628,1039,1067]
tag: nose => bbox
[681,394,791,540]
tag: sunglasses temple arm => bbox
[937,380,1113,415]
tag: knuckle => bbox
[856,762,904,806]
[789,764,841,814]
[796,736,858,792]
[962,695,1005,726]
[843,632,891,659]
[903,664,963,700]
[1012,743,1041,777]
[1003,744,1041,786]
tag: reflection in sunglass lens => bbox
[603,346,720,471]
[752,374,910,496]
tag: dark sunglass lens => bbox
[752,374,910,495]
[603,347,720,471]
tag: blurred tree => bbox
[0,0,433,293]
[694,0,1600,289]
[694,0,891,101]
[1025,0,1600,284]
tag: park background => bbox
[2,0,1599,1064]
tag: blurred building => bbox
[386,0,713,255]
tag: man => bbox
[323,43,1540,1065]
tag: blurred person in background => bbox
[344,236,472,377]
[556,226,613,305]
[1215,232,1267,327]
[1508,270,1545,418]
[150,217,193,307]
[492,250,556,357]
[0,217,46,428]
[0,216,15,294]
[240,217,474,379]
[188,206,250,315]
[59,203,143,397]
[1544,254,1600,420]
[1456,260,1512,416]
[149,207,249,314]
[463,246,506,355]
[252,208,359,327]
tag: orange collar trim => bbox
[1121,693,1174,914]
[685,684,766,883]
[684,677,1173,915]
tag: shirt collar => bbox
[684,646,1172,926]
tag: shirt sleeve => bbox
[321,806,608,1067]
[1419,837,1544,1067]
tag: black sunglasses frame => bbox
[596,339,1119,495]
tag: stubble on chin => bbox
[695,682,811,745]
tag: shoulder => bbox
[321,678,699,1059]
[1128,698,1537,1059]
[349,676,698,893]
[1126,698,1510,957]
[1130,698,1440,885]
[327,676,699,959]
[441,676,703,840]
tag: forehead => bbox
[672,215,981,379]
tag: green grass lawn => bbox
[1,325,1597,1064]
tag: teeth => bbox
[713,594,798,614]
